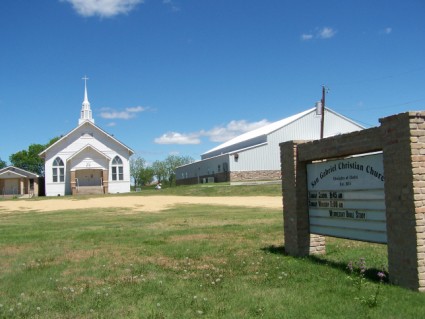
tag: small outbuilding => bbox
[0,166,40,197]
[176,107,365,185]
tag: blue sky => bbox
[1,0,424,165]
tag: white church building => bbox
[39,79,134,196]
[176,107,364,185]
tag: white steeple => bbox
[79,76,95,125]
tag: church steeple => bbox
[79,76,95,125]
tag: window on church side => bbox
[112,156,124,181]
[52,157,64,183]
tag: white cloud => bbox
[202,119,270,142]
[126,106,145,113]
[154,132,201,145]
[381,27,392,35]
[163,0,180,11]
[61,0,144,18]
[154,119,270,145]
[100,106,147,120]
[301,27,336,41]
[301,34,313,41]
[168,151,180,156]
[317,27,336,39]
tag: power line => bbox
[330,66,425,87]
[337,98,425,129]
[337,98,425,112]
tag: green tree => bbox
[47,136,61,146]
[10,144,46,175]
[130,157,146,187]
[9,136,61,176]
[0,157,6,169]
[164,155,194,186]
[130,157,156,187]
[139,166,155,186]
[152,160,167,184]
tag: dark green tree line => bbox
[131,155,194,187]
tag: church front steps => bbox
[75,186,104,195]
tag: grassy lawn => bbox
[138,183,283,196]
[1,189,425,318]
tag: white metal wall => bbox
[176,154,230,181]
[176,109,364,180]
[230,110,363,172]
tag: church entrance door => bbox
[76,169,103,187]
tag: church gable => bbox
[41,121,133,161]
[67,145,110,171]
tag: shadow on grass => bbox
[261,244,388,283]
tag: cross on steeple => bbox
[79,75,95,125]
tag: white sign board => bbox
[307,153,386,243]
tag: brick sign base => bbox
[280,111,425,292]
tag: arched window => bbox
[112,156,124,181]
[52,157,64,183]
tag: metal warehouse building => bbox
[175,107,364,185]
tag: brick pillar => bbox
[280,141,326,256]
[381,112,425,291]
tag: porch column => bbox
[70,171,76,195]
[20,178,24,195]
[102,170,108,194]
[34,179,39,197]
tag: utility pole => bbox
[320,85,327,139]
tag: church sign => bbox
[307,153,386,243]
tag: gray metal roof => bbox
[202,107,364,158]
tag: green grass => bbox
[1,198,425,318]
[133,183,282,197]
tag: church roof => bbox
[39,120,134,158]
[0,166,39,178]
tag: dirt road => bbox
[0,196,282,214]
